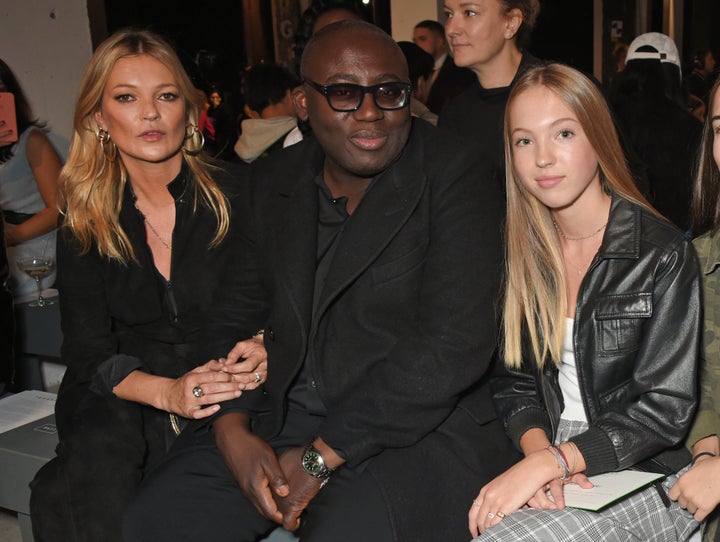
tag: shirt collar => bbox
[702,232,720,275]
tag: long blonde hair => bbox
[502,63,656,369]
[60,29,229,262]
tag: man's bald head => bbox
[300,20,408,81]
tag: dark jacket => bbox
[202,120,519,541]
[30,162,248,542]
[492,196,701,476]
[55,162,246,435]
[425,54,475,115]
[439,51,542,192]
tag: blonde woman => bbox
[470,64,701,541]
[29,29,266,542]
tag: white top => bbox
[558,318,588,422]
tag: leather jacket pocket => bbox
[594,292,652,355]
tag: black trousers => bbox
[123,410,395,542]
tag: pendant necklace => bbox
[134,200,172,250]
[566,256,593,277]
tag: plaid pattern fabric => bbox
[473,420,701,542]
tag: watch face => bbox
[302,449,324,475]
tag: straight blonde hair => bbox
[502,63,657,369]
[60,29,229,262]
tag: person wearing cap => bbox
[610,32,702,232]
[623,32,688,108]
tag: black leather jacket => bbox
[492,196,701,476]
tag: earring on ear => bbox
[96,128,117,162]
[182,124,205,155]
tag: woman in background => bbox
[439,0,541,191]
[29,29,266,542]
[470,63,700,541]
[670,78,720,541]
[0,58,65,296]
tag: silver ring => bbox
[254,372,262,383]
[487,512,495,519]
[192,386,203,398]
[472,499,481,507]
[496,511,506,519]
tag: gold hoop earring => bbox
[182,124,204,155]
[96,128,117,162]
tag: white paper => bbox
[563,470,664,511]
[0,390,56,434]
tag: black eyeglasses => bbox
[304,79,411,112]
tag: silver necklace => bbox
[134,201,172,250]
[553,219,607,241]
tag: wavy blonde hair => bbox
[502,63,657,369]
[60,29,229,262]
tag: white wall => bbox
[0,0,93,139]
[390,0,443,42]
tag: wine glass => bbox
[16,256,55,307]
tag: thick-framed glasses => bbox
[304,79,412,112]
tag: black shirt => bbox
[439,52,542,191]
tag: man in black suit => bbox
[413,19,475,115]
[125,20,517,542]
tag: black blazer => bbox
[55,163,247,434]
[425,54,475,115]
[205,120,519,541]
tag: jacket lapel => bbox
[315,130,427,320]
[268,143,322,333]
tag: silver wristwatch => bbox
[301,443,333,484]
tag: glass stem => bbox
[35,277,45,306]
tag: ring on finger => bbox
[192,386,203,398]
[487,512,495,519]
[472,499,481,507]
[496,511,506,519]
[254,372,262,384]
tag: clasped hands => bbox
[163,336,268,418]
[216,414,339,531]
